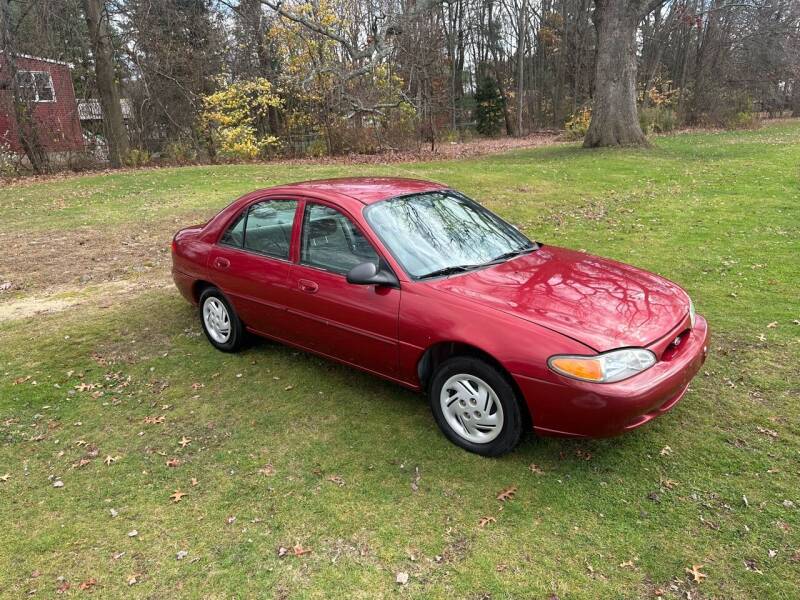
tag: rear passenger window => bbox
[220,212,245,247]
[243,200,298,259]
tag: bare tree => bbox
[0,0,50,172]
[83,0,128,166]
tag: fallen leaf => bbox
[191,477,199,486]
[176,550,189,560]
[178,436,191,448]
[144,415,165,425]
[660,445,673,456]
[395,571,409,585]
[128,530,138,537]
[686,564,707,583]
[292,543,311,556]
[0,473,10,482]
[104,455,119,466]
[166,458,181,468]
[170,490,187,503]
[226,515,236,524]
[619,559,636,568]
[478,516,496,528]
[56,581,70,593]
[528,463,544,475]
[766,321,778,328]
[327,474,345,487]
[258,464,275,476]
[411,466,421,492]
[496,485,517,502]
[79,578,97,590]
[757,426,778,438]
[744,558,763,574]
[127,574,139,586]
[575,448,592,460]
[53,479,64,488]
[72,458,91,469]
[277,546,288,557]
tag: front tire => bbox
[199,287,244,352]
[429,357,524,457]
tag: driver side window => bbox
[301,204,379,274]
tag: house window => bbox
[16,71,56,103]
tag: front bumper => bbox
[516,315,709,438]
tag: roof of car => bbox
[276,177,448,205]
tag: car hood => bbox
[425,246,689,352]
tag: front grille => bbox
[661,329,691,361]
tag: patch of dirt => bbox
[0,213,209,296]
[0,279,172,324]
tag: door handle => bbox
[213,257,230,270]
[298,279,319,293]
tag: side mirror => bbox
[346,261,399,288]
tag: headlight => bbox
[688,297,696,329]
[548,348,657,383]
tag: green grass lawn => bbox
[1,122,799,598]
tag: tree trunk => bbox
[584,0,648,147]
[515,0,527,136]
[83,0,128,167]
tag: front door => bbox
[286,201,400,376]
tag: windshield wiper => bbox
[487,245,537,265]
[418,264,482,279]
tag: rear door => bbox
[206,198,300,339]
[285,201,401,376]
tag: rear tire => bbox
[199,287,244,352]
[429,357,523,457]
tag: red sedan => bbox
[172,177,709,456]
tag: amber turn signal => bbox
[548,357,605,382]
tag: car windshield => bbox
[365,191,536,279]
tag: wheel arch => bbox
[192,280,216,303]
[417,341,532,429]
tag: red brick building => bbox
[0,53,84,155]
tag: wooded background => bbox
[1,0,799,172]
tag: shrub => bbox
[726,111,760,130]
[163,140,197,164]
[200,78,282,160]
[305,137,328,158]
[639,106,676,134]
[563,107,591,141]
[0,139,19,177]
[123,148,152,168]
